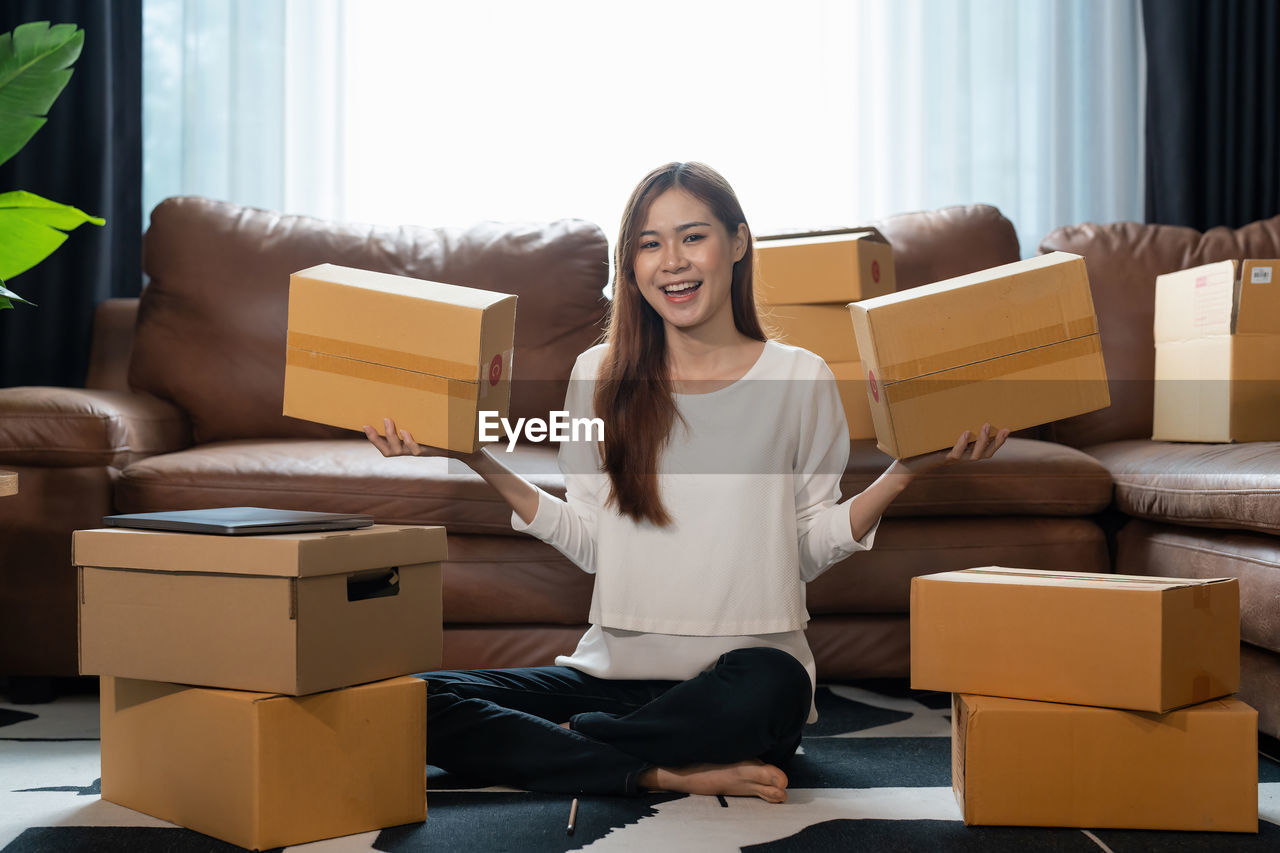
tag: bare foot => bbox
[638,760,788,803]
[559,722,572,730]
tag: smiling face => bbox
[632,188,748,335]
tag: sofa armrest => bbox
[0,387,191,468]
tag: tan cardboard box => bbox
[848,252,1110,458]
[765,304,861,364]
[911,567,1239,713]
[755,228,895,305]
[952,693,1258,832]
[827,361,876,440]
[101,675,427,851]
[77,524,444,695]
[284,263,517,453]
[1153,259,1280,442]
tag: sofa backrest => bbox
[131,197,609,444]
[874,203,1022,291]
[1038,214,1280,448]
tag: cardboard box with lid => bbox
[76,524,445,695]
[283,263,516,453]
[1153,258,1280,442]
[848,252,1110,458]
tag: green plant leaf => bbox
[0,22,83,167]
[0,190,104,280]
[0,279,37,310]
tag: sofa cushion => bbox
[1037,214,1280,448]
[842,438,1113,517]
[1088,439,1280,534]
[114,439,565,536]
[1116,519,1280,656]
[132,197,609,444]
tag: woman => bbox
[365,162,1008,803]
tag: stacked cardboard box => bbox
[848,252,1111,458]
[912,567,1258,833]
[754,229,895,440]
[1153,259,1280,442]
[283,263,518,454]
[77,524,447,850]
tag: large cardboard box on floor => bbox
[100,675,427,850]
[755,228,895,305]
[1153,259,1280,442]
[911,567,1239,713]
[952,693,1258,832]
[284,263,517,453]
[848,252,1110,458]
[76,524,445,694]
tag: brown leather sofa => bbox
[8,197,1266,738]
[1039,215,1280,740]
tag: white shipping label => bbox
[1251,266,1273,284]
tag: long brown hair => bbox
[594,162,766,526]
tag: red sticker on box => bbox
[871,260,881,283]
[868,368,879,402]
[489,353,503,386]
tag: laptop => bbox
[103,507,375,536]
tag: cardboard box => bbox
[77,524,445,694]
[848,252,1110,458]
[952,693,1258,832]
[754,228,895,305]
[101,675,427,850]
[911,567,1240,712]
[1153,259,1280,442]
[765,303,861,363]
[827,361,876,440]
[284,263,517,453]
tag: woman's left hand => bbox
[893,423,1010,479]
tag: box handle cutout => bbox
[347,568,400,602]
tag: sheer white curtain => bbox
[144,0,1144,255]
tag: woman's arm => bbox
[846,423,1011,541]
[364,418,539,524]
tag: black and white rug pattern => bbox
[2,681,1278,852]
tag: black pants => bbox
[422,646,812,796]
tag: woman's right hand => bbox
[363,417,484,466]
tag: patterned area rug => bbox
[2,680,1278,852]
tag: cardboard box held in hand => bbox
[283,263,516,453]
[1153,258,1280,442]
[848,252,1110,458]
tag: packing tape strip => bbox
[286,347,477,400]
[287,331,478,382]
[877,316,1098,381]
[958,567,1226,587]
[883,335,1103,404]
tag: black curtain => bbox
[1143,0,1280,230]
[0,1,142,388]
